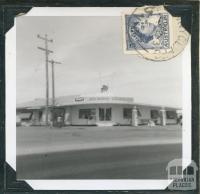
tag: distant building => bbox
[16,86,181,127]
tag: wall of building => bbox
[166,118,177,124]
[137,105,161,125]
[112,105,132,125]
[31,110,40,125]
[17,104,178,126]
[165,109,178,124]
[64,106,72,125]
[40,109,52,124]
[70,104,136,126]
[70,104,133,126]
[71,104,98,125]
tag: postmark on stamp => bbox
[122,6,190,61]
[126,13,170,50]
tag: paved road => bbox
[17,125,181,155]
[17,143,181,179]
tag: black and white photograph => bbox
[15,12,183,179]
[4,6,195,190]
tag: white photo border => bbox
[6,7,191,190]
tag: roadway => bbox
[17,143,181,179]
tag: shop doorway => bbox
[99,108,112,122]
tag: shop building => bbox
[17,88,180,127]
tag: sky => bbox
[16,16,182,107]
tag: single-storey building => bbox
[16,87,181,127]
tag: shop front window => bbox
[166,110,177,119]
[123,108,132,119]
[79,109,96,120]
[150,110,159,119]
[123,108,142,119]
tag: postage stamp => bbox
[126,13,170,50]
[122,6,190,61]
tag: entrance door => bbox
[99,108,112,122]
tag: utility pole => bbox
[37,34,53,126]
[48,60,61,107]
[48,60,61,127]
